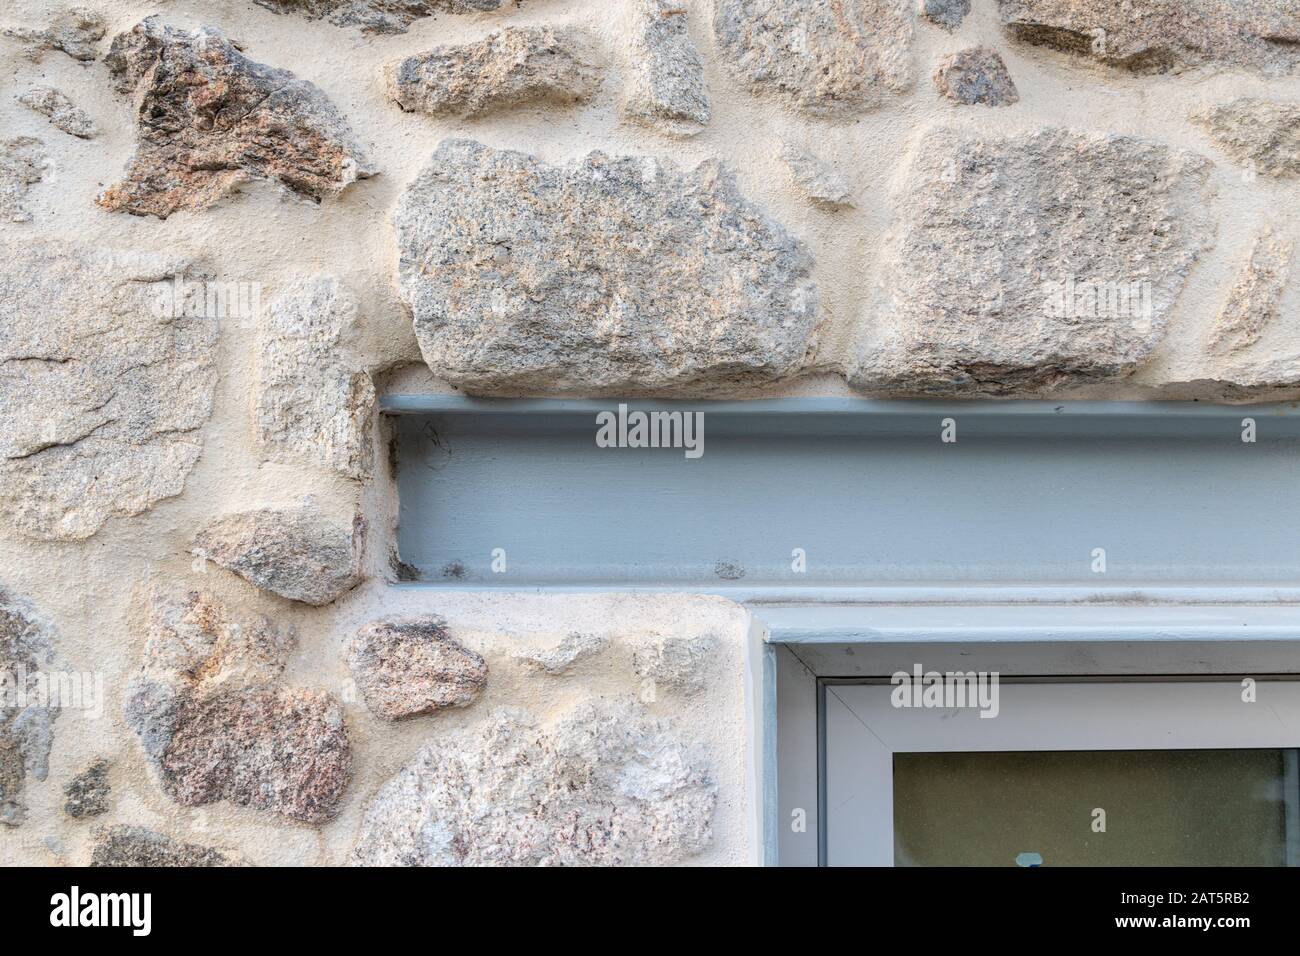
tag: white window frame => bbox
[756,605,1300,867]
[820,678,1300,867]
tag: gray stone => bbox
[2,7,105,61]
[346,616,487,721]
[90,825,236,866]
[0,590,57,827]
[0,239,218,540]
[16,86,96,139]
[0,138,45,223]
[515,632,609,675]
[633,634,716,695]
[125,593,292,761]
[396,139,818,394]
[851,128,1215,394]
[712,0,914,117]
[191,506,365,606]
[622,0,710,137]
[124,592,351,824]
[255,0,507,34]
[389,26,601,119]
[1220,355,1300,390]
[1194,98,1300,180]
[921,0,970,31]
[63,759,110,818]
[100,18,374,219]
[998,0,1300,74]
[933,46,1020,106]
[352,700,716,866]
[1210,229,1294,354]
[779,143,855,209]
[258,276,375,480]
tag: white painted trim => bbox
[760,602,1300,646]
[824,680,1300,866]
[740,611,770,867]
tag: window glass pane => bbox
[893,749,1299,866]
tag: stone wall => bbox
[1,0,1298,865]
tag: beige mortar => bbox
[2,0,1300,866]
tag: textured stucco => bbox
[1,0,1299,867]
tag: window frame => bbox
[815,676,1300,867]
[759,604,1300,866]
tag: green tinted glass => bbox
[894,749,1300,866]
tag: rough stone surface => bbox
[158,688,351,822]
[7,0,1300,873]
[921,0,970,31]
[998,0,1300,74]
[63,759,110,818]
[0,590,57,827]
[1210,229,1294,354]
[852,128,1215,394]
[99,18,375,219]
[124,592,351,824]
[779,143,855,209]
[389,27,601,119]
[258,276,375,480]
[623,0,710,137]
[1194,99,1300,180]
[192,507,365,606]
[352,700,715,866]
[396,139,818,394]
[516,632,610,675]
[346,616,487,721]
[933,46,1020,106]
[1221,355,1300,390]
[90,825,236,866]
[255,0,507,34]
[16,87,96,139]
[712,0,914,117]
[0,138,46,223]
[633,634,715,695]
[0,239,218,540]
[2,7,105,61]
